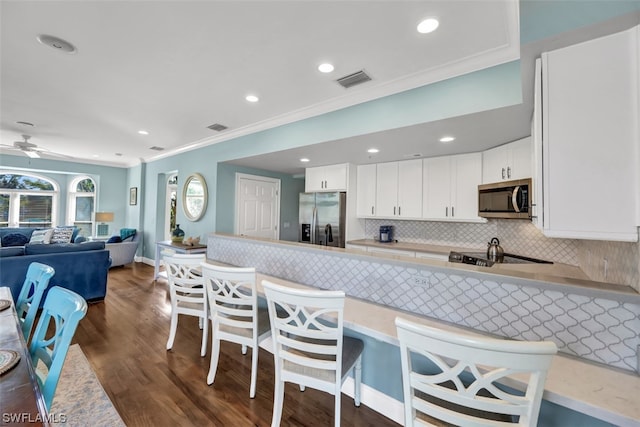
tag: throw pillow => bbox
[50,227,74,244]
[29,228,53,244]
[107,236,122,243]
[120,228,137,241]
[1,233,29,247]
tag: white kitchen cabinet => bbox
[423,153,484,221]
[356,164,377,217]
[538,26,639,241]
[482,137,532,183]
[375,159,422,219]
[305,163,348,192]
[345,243,368,253]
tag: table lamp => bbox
[95,212,114,236]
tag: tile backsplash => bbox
[364,219,640,292]
[209,234,640,372]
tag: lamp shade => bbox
[95,212,114,222]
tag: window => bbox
[68,176,96,238]
[0,172,58,228]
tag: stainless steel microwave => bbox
[478,178,532,219]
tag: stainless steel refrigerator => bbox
[299,192,346,248]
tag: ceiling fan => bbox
[0,135,72,159]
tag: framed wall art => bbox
[129,187,138,206]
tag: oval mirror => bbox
[182,173,208,221]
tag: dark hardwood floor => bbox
[72,263,400,426]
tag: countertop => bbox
[347,239,639,298]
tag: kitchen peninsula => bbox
[345,239,636,294]
[207,233,640,426]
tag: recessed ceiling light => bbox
[92,154,100,158]
[36,34,77,53]
[138,130,149,135]
[439,136,455,143]
[246,95,259,103]
[367,148,379,153]
[417,18,439,34]
[300,158,310,163]
[318,63,334,73]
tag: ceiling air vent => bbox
[149,146,164,151]
[336,70,371,89]
[207,123,228,132]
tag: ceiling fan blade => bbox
[36,149,74,159]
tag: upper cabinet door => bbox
[305,166,325,192]
[481,144,508,183]
[356,164,377,217]
[451,153,483,220]
[322,163,348,191]
[423,156,452,219]
[375,162,399,217]
[424,153,483,221]
[374,160,423,219]
[541,26,639,241]
[508,138,532,181]
[305,164,348,192]
[482,137,532,183]
[397,159,422,218]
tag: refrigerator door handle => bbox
[311,207,317,244]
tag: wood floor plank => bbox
[70,263,400,426]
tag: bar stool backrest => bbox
[263,280,364,427]
[29,286,88,410]
[395,317,557,427]
[16,262,55,342]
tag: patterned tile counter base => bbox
[207,235,640,373]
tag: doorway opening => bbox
[165,174,178,241]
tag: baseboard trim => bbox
[259,337,404,425]
[342,377,404,425]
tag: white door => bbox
[236,174,280,240]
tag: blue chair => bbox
[15,262,55,342]
[29,286,88,410]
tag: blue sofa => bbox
[0,227,111,303]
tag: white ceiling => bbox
[0,0,520,169]
[1,1,636,175]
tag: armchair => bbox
[105,231,140,268]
